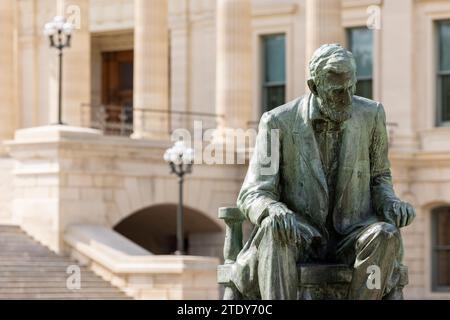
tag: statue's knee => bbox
[357,222,401,251]
[259,216,287,247]
[374,222,401,245]
[377,222,399,237]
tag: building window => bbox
[437,20,450,125]
[432,207,450,291]
[347,27,373,99]
[261,34,286,113]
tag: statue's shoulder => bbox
[263,97,303,126]
[352,95,382,118]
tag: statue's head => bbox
[307,44,357,123]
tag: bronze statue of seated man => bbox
[230,44,415,300]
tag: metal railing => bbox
[80,104,224,137]
[80,104,398,146]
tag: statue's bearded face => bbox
[315,69,357,123]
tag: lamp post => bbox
[44,16,74,125]
[164,141,194,255]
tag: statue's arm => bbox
[237,112,282,226]
[369,103,400,223]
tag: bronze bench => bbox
[217,207,408,300]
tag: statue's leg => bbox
[347,222,401,300]
[257,218,299,300]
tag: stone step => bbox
[0,281,114,288]
[0,246,62,251]
[0,226,23,232]
[0,261,77,267]
[0,237,34,241]
[0,250,66,254]
[0,263,91,268]
[0,287,125,294]
[0,293,130,300]
[0,244,57,248]
[0,277,111,283]
[0,242,50,247]
[0,238,49,242]
[0,266,91,272]
[0,246,58,252]
[0,243,47,248]
[0,254,61,258]
[0,272,106,279]
[0,253,71,258]
[0,255,73,262]
[0,259,75,264]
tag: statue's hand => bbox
[266,203,300,245]
[386,200,416,228]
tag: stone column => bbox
[215,0,252,131]
[0,0,17,149]
[59,0,91,126]
[305,0,344,68]
[380,0,417,151]
[169,0,190,130]
[133,0,170,140]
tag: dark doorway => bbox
[432,206,450,292]
[101,50,134,135]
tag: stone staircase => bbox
[0,225,131,300]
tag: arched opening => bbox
[114,204,222,255]
[431,206,450,292]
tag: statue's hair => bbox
[309,44,356,85]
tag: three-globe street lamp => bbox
[44,16,75,125]
[164,141,195,255]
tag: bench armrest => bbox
[218,207,245,264]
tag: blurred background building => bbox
[0,0,449,299]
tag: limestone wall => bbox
[391,150,450,300]
[0,157,15,224]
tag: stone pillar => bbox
[133,0,170,140]
[0,0,17,149]
[380,0,417,151]
[6,126,106,253]
[215,0,252,131]
[169,0,190,130]
[305,0,344,69]
[59,0,91,126]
